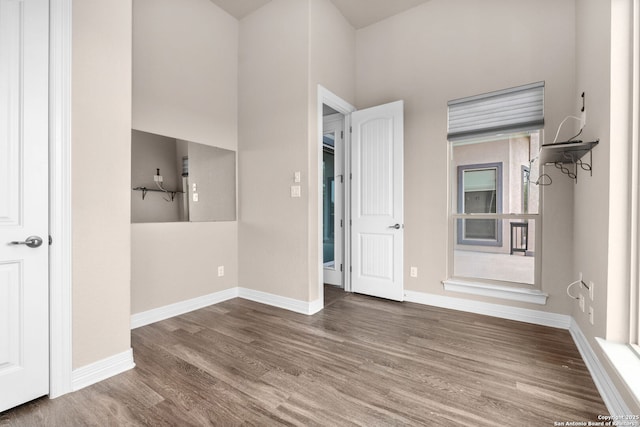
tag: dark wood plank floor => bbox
[1,287,607,426]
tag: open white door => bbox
[351,101,404,301]
[0,0,50,411]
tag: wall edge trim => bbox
[238,287,320,315]
[404,290,570,328]
[569,319,635,419]
[130,287,239,329]
[71,349,135,392]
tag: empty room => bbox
[1,0,639,425]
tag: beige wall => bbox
[355,0,577,314]
[72,0,132,368]
[574,0,639,413]
[132,0,238,151]
[131,0,239,315]
[238,0,355,303]
[238,0,311,301]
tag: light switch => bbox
[192,183,197,192]
[291,185,301,198]
[193,192,199,202]
[294,171,301,183]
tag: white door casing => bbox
[0,0,50,411]
[351,101,404,301]
[323,113,344,287]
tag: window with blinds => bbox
[448,83,544,287]
[448,81,544,143]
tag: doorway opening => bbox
[317,86,356,308]
[322,107,345,289]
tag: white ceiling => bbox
[208,0,431,29]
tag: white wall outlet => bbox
[291,185,301,198]
[193,192,199,202]
[154,174,163,182]
[410,267,418,278]
[294,171,301,183]
[589,281,594,301]
[579,294,585,312]
[588,306,594,325]
[217,266,224,277]
[192,183,197,192]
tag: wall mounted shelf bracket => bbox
[132,186,183,201]
[539,139,599,183]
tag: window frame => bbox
[456,162,503,247]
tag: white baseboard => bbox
[404,290,571,329]
[130,287,239,329]
[71,348,135,392]
[442,279,549,305]
[238,287,321,315]
[569,320,636,420]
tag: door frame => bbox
[317,86,355,307]
[49,0,73,398]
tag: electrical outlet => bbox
[217,266,224,277]
[410,267,418,278]
[291,185,301,198]
[588,306,594,325]
[154,174,163,182]
[193,192,199,202]
[589,281,594,301]
[579,294,585,312]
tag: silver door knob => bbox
[9,235,43,248]
[389,224,401,229]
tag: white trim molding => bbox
[239,287,322,315]
[595,337,640,419]
[569,321,637,422]
[405,290,569,329]
[442,279,549,305]
[71,349,135,392]
[131,287,322,330]
[48,0,73,399]
[131,288,239,329]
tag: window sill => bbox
[596,338,640,407]
[442,279,548,305]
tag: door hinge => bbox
[340,264,343,272]
[341,130,344,139]
[48,235,52,245]
[340,219,343,227]
[349,219,352,226]
[350,126,352,133]
[350,266,352,273]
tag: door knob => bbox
[9,235,43,248]
[389,224,401,229]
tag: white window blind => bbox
[448,81,545,142]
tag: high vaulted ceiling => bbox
[208,0,431,29]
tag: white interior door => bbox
[351,101,404,301]
[0,0,50,412]
[323,113,344,287]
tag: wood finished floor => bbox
[2,287,607,426]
